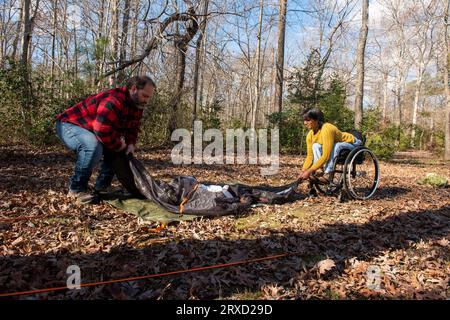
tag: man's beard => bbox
[131,92,138,104]
[131,92,146,109]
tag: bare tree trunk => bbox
[51,0,58,85]
[0,1,5,64]
[110,0,120,83]
[444,0,450,160]
[192,0,209,130]
[419,128,424,150]
[395,80,402,126]
[409,0,437,148]
[251,0,264,129]
[394,71,407,146]
[61,0,69,97]
[11,3,23,60]
[198,30,207,114]
[274,0,287,114]
[73,25,78,77]
[21,0,31,66]
[95,0,106,83]
[382,71,389,123]
[168,7,199,135]
[411,62,424,147]
[20,0,32,135]
[429,116,434,149]
[130,0,139,60]
[247,70,253,127]
[353,0,369,130]
[118,0,131,83]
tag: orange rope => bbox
[147,223,167,233]
[0,251,297,298]
[179,184,199,215]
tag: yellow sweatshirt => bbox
[303,122,355,171]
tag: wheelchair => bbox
[311,133,380,201]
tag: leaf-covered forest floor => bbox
[0,144,449,300]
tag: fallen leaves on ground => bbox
[0,144,449,300]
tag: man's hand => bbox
[125,144,135,155]
[298,169,314,182]
[117,140,127,152]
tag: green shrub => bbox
[0,59,92,145]
[225,117,247,130]
[199,98,223,130]
[0,59,29,142]
[318,79,354,132]
[361,108,382,134]
[417,173,448,187]
[139,91,172,146]
[267,107,306,154]
[268,77,355,154]
[365,133,396,159]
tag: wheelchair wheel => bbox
[343,147,380,200]
[313,168,344,195]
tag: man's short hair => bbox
[126,75,156,90]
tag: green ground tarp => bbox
[102,192,198,224]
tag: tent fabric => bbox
[104,195,198,224]
[110,153,299,217]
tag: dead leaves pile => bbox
[0,144,448,300]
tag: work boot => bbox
[308,187,318,198]
[67,190,100,205]
[308,174,319,184]
[317,172,335,185]
[307,181,318,198]
[93,185,115,195]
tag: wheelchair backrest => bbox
[335,130,367,165]
[349,130,366,146]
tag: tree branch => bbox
[99,11,194,81]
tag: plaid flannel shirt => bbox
[56,86,143,151]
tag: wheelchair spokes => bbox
[344,148,379,200]
[312,146,380,200]
[314,169,343,195]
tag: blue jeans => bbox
[313,138,362,173]
[55,121,115,193]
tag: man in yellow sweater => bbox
[297,108,362,184]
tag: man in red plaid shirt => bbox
[56,75,155,204]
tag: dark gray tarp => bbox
[111,153,299,216]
